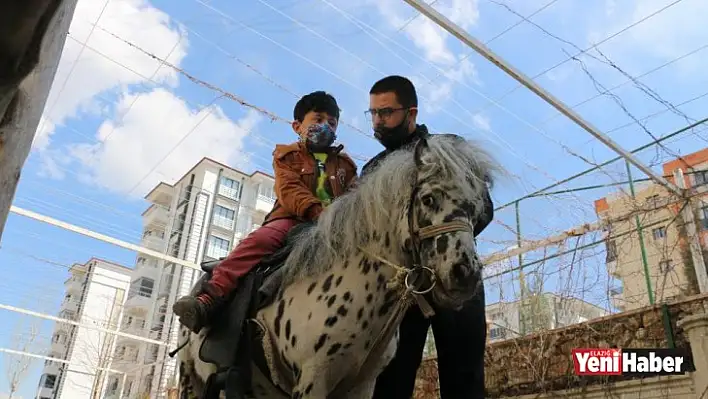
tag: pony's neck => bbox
[359,223,408,271]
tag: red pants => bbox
[207,218,298,297]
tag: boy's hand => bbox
[306,203,324,220]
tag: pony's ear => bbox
[414,138,429,167]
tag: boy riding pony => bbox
[173,91,358,333]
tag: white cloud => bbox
[370,0,480,66]
[472,113,491,131]
[36,0,263,197]
[34,0,188,151]
[60,89,261,197]
[410,56,480,114]
[360,0,481,114]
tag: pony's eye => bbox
[421,194,435,207]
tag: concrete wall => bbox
[0,0,79,241]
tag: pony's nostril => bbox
[452,262,471,284]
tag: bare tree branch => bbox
[5,319,42,398]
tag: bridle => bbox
[402,137,475,295]
[331,137,478,397]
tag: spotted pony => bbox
[177,134,501,398]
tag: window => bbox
[58,310,75,321]
[645,194,660,209]
[702,206,708,230]
[659,260,673,273]
[125,380,134,397]
[212,205,236,229]
[52,332,66,344]
[218,177,240,200]
[489,327,506,340]
[151,344,160,359]
[694,170,708,186]
[177,183,193,207]
[43,374,56,388]
[108,378,119,394]
[652,226,667,240]
[206,235,231,259]
[128,277,155,299]
[258,184,276,202]
[606,240,617,262]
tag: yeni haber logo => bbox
[572,348,690,376]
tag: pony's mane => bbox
[280,134,500,287]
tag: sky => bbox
[2,0,708,396]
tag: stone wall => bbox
[413,293,708,398]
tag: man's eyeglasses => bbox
[364,107,410,120]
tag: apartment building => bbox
[485,293,608,342]
[109,157,276,399]
[35,258,131,399]
[594,148,708,312]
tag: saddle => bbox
[188,221,312,398]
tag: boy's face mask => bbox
[301,122,336,151]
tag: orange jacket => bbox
[263,141,358,224]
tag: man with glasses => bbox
[362,75,493,399]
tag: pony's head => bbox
[400,135,497,308]
[280,134,500,309]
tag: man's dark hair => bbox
[369,75,418,108]
[293,91,340,122]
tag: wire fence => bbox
[3,118,707,398]
[416,119,708,398]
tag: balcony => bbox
[132,264,160,283]
[255,195,275,213]
[218,184,239,201]
[212,215,235,231]
[125,293,153,312]
[121,320,146,337]
[145,182,173,208]
[142,204,168,230]
[140,230,165,252]
[114,344,141,364]
[64,275,84,293]
[36,386,54,399]
[60,299,79,314]
[42,359,62,376]
[50,339,67,355]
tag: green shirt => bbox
[313,153,332,206]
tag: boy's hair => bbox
[293,91,340,122]
[369,75,418,108]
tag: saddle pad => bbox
[199,271,259,368]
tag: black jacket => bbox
[361,124,494,237]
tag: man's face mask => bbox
[302,122,336,151]
[373,110,411,150]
